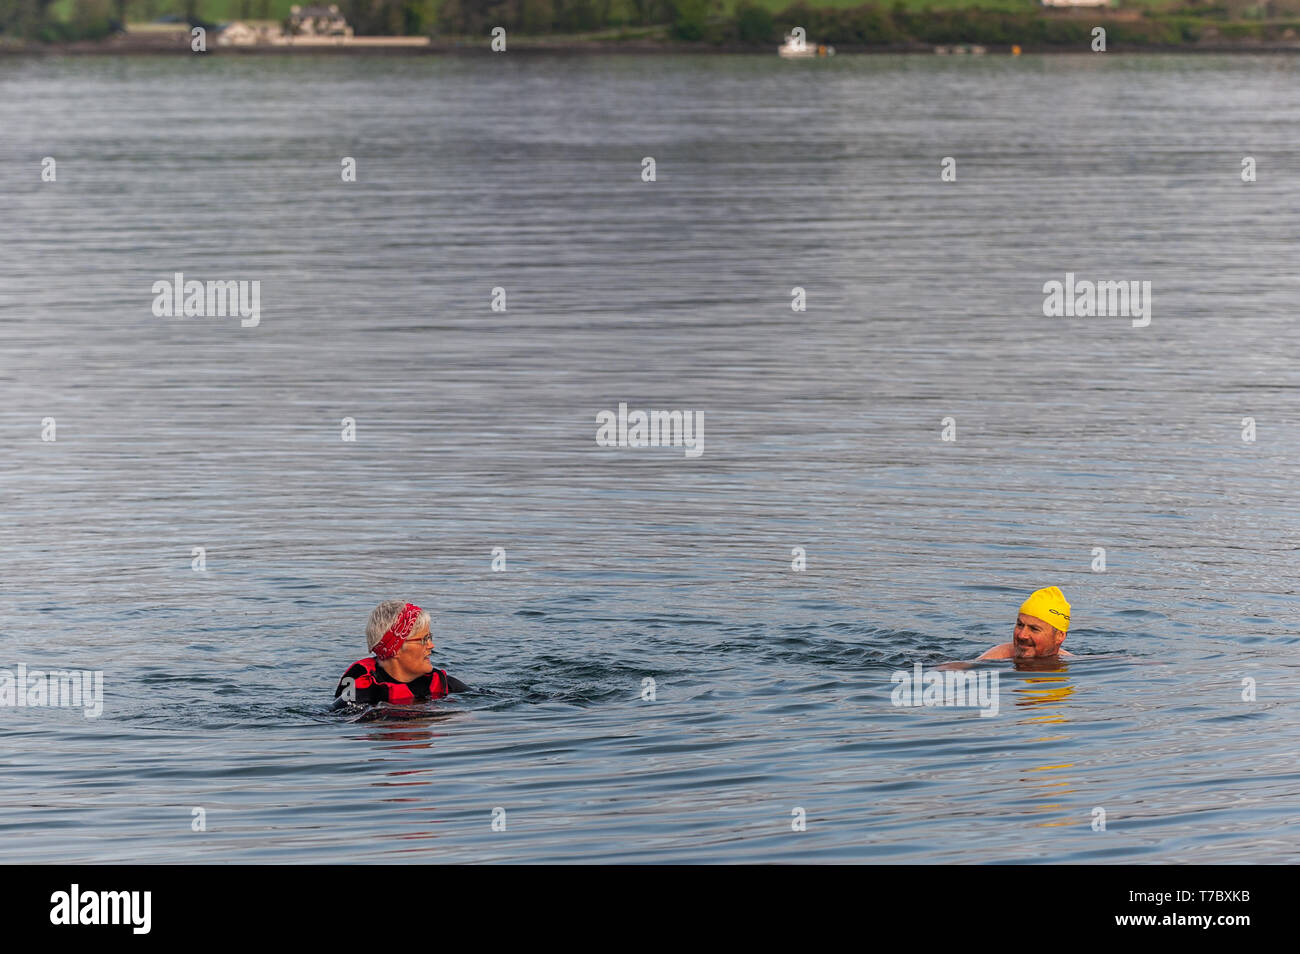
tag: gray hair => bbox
[366,600,431,653]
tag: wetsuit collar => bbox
[374,659,426,686]
[373,660,404,684]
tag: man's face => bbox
[396,620,435,675]
[1013,613,1064,658]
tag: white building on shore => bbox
[216,7,429,47]
[285,5,352,38]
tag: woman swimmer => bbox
[333,600,470,707]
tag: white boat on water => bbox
[778,31,834,57]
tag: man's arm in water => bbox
[975,644,1074,659]
[936,643,1011,670]
[939,643,1074,671]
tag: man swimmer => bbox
[333,600,471,707]
[977,586,1075,660]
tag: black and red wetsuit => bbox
[334,656,469,706]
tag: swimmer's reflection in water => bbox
[938,586,1075,671]
[331,601,471,710]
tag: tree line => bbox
[5,0,1298,46]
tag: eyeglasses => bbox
[404,634,433,648]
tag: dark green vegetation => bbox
[4,0,1300,47]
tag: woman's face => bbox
[396,620,435,675]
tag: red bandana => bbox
[373,603,422,660]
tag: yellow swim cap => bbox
[1019,586,1071,633]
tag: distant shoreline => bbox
[7,39,1300,55]
[5,24,1300,56]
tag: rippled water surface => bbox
[1,52,1298,863]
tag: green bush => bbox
[1173,16,1204,40]
[518,0,554,32]
[555,0,608,32]
[433,0,511,34]
[845,6,902,45]
[670,0,708,39]
[735,0,774,43]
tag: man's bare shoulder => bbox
[977,643,1014,660]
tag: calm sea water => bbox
[1,52,1298,863]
